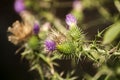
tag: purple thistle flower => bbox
[14,0,25,13]
[65,14,77,26]
[45,40,56,51]
[33,23,40,34]
[73,0,82,11]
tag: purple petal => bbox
[33,23,40,34]
[73,0,82,11]
[65,14,77,26]
[14,0,25,13]
[45,40,56,51]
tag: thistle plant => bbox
[7,0,120,80]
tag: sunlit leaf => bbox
[114,0,120,13]
[103,21,120,44]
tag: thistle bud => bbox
[65,14,77,27]
[33,22,40,34]
[45,40,56,52]
[14,0,25,13]
[73,0,83,12]
[69,26,81,40]
[65,13,83,41]
[28,36,39,49]
[57,42,76,55]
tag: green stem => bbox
[92,66,113,80]
[37,64,44,80]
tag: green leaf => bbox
[103,21,120,44]
[114,0,120,13]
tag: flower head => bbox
[45,40,56,51]
[65,14,77,26]
[14,0,25,13]
[33,22,40,34]
[8,20,32,45]
[73,0,83,11]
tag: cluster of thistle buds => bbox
[43,13,84,59]
[8,0,85,61]
[8,12,83,60]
